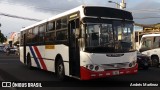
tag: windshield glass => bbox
[85,21,135,53]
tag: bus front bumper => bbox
[80,64,138,80]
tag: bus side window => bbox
[20,31,24,45]
[39,24,46,44]
[33,27,39,44]
[56,30,67,40]
[47,21,55,31]
[45,32,55,44]
[26,29,33,44]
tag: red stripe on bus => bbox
[33,46,47,70]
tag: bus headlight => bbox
[95,65,99,71]
[89,65,94,70]
[85,64,104,71]
[129,63,133,67]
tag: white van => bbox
[139,34,160,67]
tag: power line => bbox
[134,16,160,19]
[130,8,160,14]
[0,12,42,21]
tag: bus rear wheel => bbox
[152,57,159,68]
[55,58,65,81]
[27,54,32,69]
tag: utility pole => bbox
[120,0,126,9]
[108,0,126,9]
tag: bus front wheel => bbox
[55,58,65,81]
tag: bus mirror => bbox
[75,28,80,38]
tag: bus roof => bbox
[142,34,160,37]
[20,5,132,31]
[20,5,83,31]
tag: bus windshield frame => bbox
[83,19,135,53]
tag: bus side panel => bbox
[25,46,45,69]
[24,46,36,67]
[20,46,24,63]
[43,60,55,72]
[44,45,70,76]
[54,45,69,76]
[45,47,56,72]
[22,44,70,76]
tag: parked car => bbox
[5,47,18,55]
[137,52,151,70]
[0,46,4,52]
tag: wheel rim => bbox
[152,58,158,66]
[58,63,64,76]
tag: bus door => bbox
[23,33,27,64]
[68,18,80,78]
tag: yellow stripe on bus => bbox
[45,45,55,49]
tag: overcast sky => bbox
[0,0,160,36]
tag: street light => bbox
[108,1,120,8]
[108,0,126,9]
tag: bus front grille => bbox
[101,62,129,70]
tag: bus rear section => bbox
[139,34,160,67]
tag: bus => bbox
[20,5,138,80]
[139,34,160,67]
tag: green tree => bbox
[0,32,7,43]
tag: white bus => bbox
[20,5,138,80]
[139,34,160,67]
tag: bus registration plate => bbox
[112,70,119,75]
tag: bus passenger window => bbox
[39,25,46,43]
[61,18,67,28]
[47,21,55,31]
[26,29,33,44]
[46,32,55,43]
[56,30,67,40]
[56,20,61,29]
[20,31,24,45]
[32,27,39,43]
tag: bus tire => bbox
[27,54,33,70]
[151,56,159,68]
[55,58,65,81]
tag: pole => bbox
[120,0,126,9]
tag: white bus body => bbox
[20,5,138,80]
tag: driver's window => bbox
[122,27,131,42]
[87,25,99,46]
[101,24,113,45]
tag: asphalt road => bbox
[0,52,160,90]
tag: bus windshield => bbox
[85,21,135,53]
